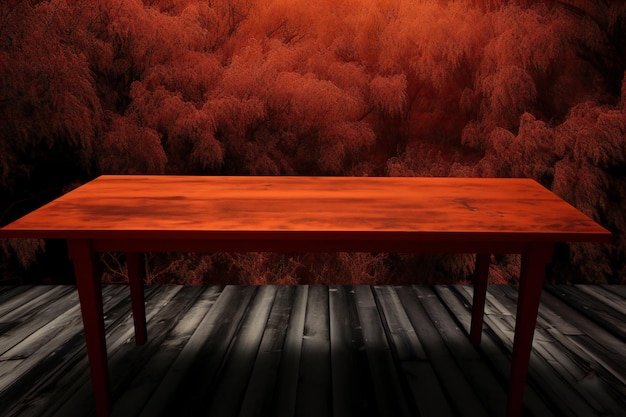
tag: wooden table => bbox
[0,175,611,417]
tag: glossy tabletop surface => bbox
[0,175,612,243]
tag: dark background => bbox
[0,0,624,285]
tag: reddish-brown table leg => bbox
[507,244,553,417]
[126,252,147,345]
[470,253,491,345]
[67,239,111,417]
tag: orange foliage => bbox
[1,0,625,283]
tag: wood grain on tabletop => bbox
[0,175,612,242]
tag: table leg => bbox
[67,239,111,417]
[470,253,490,345]
[126,252,147,345]
[507,244,553,417]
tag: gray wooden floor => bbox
[0,284,625,417]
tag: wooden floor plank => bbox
[545,285,626,341]
[294,285,331,417]
[539,289,626,390]
[437,286,556,417]
[0,286,59,320]
[576,285,626,316]
[329,286,378,417]
[238,286,296,417]
[2,285,127,417]
[415,285,508,417]
[0,284,624,417]
[489,285,624,417]
[0,286,76,353]
[0,294,82,392]
[396,285,490,417]
[111,285,218,417]
[355,285,412,417]
[0,285,17,298]
[374,285,453,417]
[454,285,599,417]
[600,285,626,300]
[47,285,170,417]
[0,286,34,310]
[140,286,255,417]
[272,285,307,417]
[204,285,278,417]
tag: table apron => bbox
[89,238,545,254]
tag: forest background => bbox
[0,0,624,285]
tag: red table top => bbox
[0,176,611,246]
